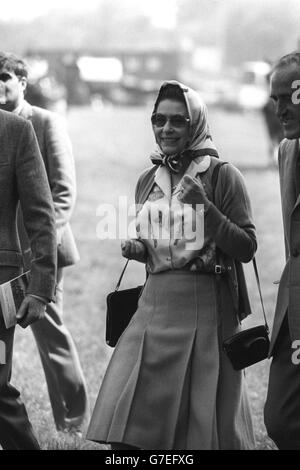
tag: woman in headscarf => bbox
[87,81,256,450]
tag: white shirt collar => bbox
[12,99,25,115]
[154,155,211,198]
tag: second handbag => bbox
[106,259,144,347]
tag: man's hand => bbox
[177,175,210,209]
[16,295,47,329]
[121,239,146,262]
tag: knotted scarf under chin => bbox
[151,153,185,173]
[150,149,218,174]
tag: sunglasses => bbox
[0,72,14,82]
[151,113,190,128]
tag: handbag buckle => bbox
[215,265,223,274]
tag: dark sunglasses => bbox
[0,72,14,82]
[151,113,190,128]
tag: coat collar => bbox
[17,100,33,120]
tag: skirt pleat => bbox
[87,271,255,450]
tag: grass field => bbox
[11,105,284,450]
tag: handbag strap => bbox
[252,257,269,333]
[212,162,228,314]
[212,161,228,273]
[212,162,269,332]
[115,259,130,291]
[115,258,147,292]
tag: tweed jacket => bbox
[135,156,257,322]
[269,138,300,355]
[18,100,79,268]
[0,109,56,300]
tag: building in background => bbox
[25,48,180,107]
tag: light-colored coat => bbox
[16,102,87,430]
[18,100,79,267]
[269,138,300,355]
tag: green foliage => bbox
[223,0,300,64]
[1,0,300,67]
[0,0,175,54]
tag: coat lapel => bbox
[280,140,299,243]
[270,139,300,354]
[292,139,300,215]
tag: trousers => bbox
[31,267,88,430]
[264,314,300,449]
[0,266,39,450]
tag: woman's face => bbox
[152,99,190,155]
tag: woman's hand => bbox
[177,175,210,209]
[121,239,147,262]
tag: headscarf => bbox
[150,80,218,173]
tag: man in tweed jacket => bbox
[0,108,56,449]
[0,52,88,434]
[264,52,300,449]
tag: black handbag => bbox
[106,259,144,347]
[222,258,270,370]
[211,162,270,370]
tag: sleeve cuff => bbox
[27,294,50,305]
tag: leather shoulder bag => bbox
[106,259,144,347]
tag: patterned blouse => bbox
[136,155,218,274]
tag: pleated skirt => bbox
[87,271,255,450]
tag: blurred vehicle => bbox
[26,48,179,107]
[77,49,179,106]
[237,61,271,111]
[25,51,91,108]
[195,78,224,108]
[26,75,68,114]
[216,78,242,112]
[182,72,242,112]
[120,50,179,105]
[25,57,68,114]
[76,55,121,105]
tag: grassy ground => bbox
[11,105,283,450]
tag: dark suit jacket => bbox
[18,100,79,268]
[0,109,56,300]
[269,138,300,355]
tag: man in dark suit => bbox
[0,108,57,449]
[264,52,300,449]
[0,52,88,434]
